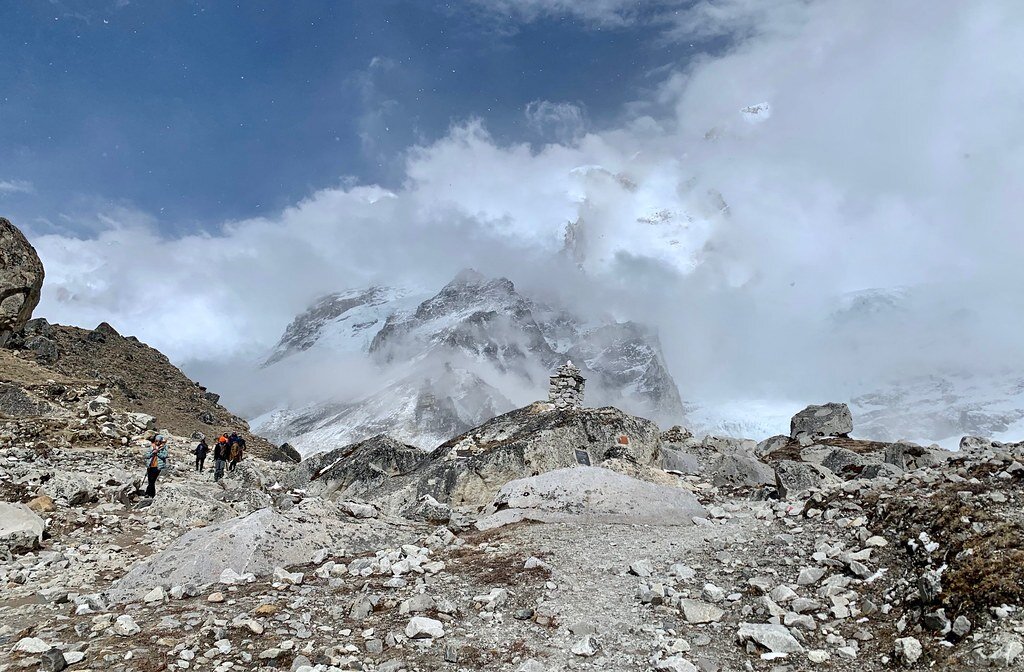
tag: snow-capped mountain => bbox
[369,270,559,374]
[264,286,426,366]
[253,269,684,456]
[850,372,1024,448]
[253,362,512,452]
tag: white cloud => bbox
[0,180,34,195]
[525,100,587,143]
[29,0,1024,412]
[470,0,652,27]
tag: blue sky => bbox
[0,1,713,234]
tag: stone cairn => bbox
[548,361,586,410]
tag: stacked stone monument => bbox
[548,361,586,410]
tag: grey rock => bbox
[629,558,655,577]
[797,567,826,586]
[950,615,971,639]
[40,648,68,671]
[281,434,426,500]
[990,639,1023,667]
[408,405,665,509]
[476,467,706,529]
[773,460,839,499]
[655,656,698,672]
[736,623,804,654]
[918,570,942,604]
[755,435,790,457]
[0,217,45,346]
[680,599,725,624]
[0,502,45,555]
[790,403,853,439]
[571,634,600,657]
[405,616,445,639]
[108,499,412,602]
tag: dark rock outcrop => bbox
[283,434,426,499]
[386,403,663,509]
[0,218,45,347]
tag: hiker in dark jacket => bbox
[144,435,169,498]
[194,438,208,472]
[228,432,246,471]
[213,435,229,482]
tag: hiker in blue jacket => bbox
[144,435,169,497]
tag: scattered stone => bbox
[894,637,923,666]
[405,616,445,639]
[571,634,600,657]
[736,623,804,654]
[112,614,141,636]
[680,599,725,624]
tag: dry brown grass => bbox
[869,470,1024,618]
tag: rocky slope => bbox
[5,379,1024,672]
[256,270,683,456]
[3,319,293,462]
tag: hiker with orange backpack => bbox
[144,434,169,498]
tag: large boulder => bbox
[790,403,853,439]
[107,499,414,602]
[40,471,100,506]
[283,434,426,499]
[475,466,707,530]
[388,404,663,509]
[0,218,45,347]
[660,433,773,487]
[148,483,269,527]
[0,502,45,556]
[773,460,840,499]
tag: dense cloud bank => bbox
[30,0,1024,421]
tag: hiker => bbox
[228,432,246,471]
[213,434,228,482]
[194,437,208,472]
[144,434,169,498]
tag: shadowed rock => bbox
[0,218,45,347]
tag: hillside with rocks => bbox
[2,215,1024,672]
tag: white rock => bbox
[570,634,600,657]
[655,655,697,671]
[14,637,50,653]
[63,651,86,664]
[272,567,304,585]
[894,637,923,665]
[113,614,141,636]
[405,616,445,639]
